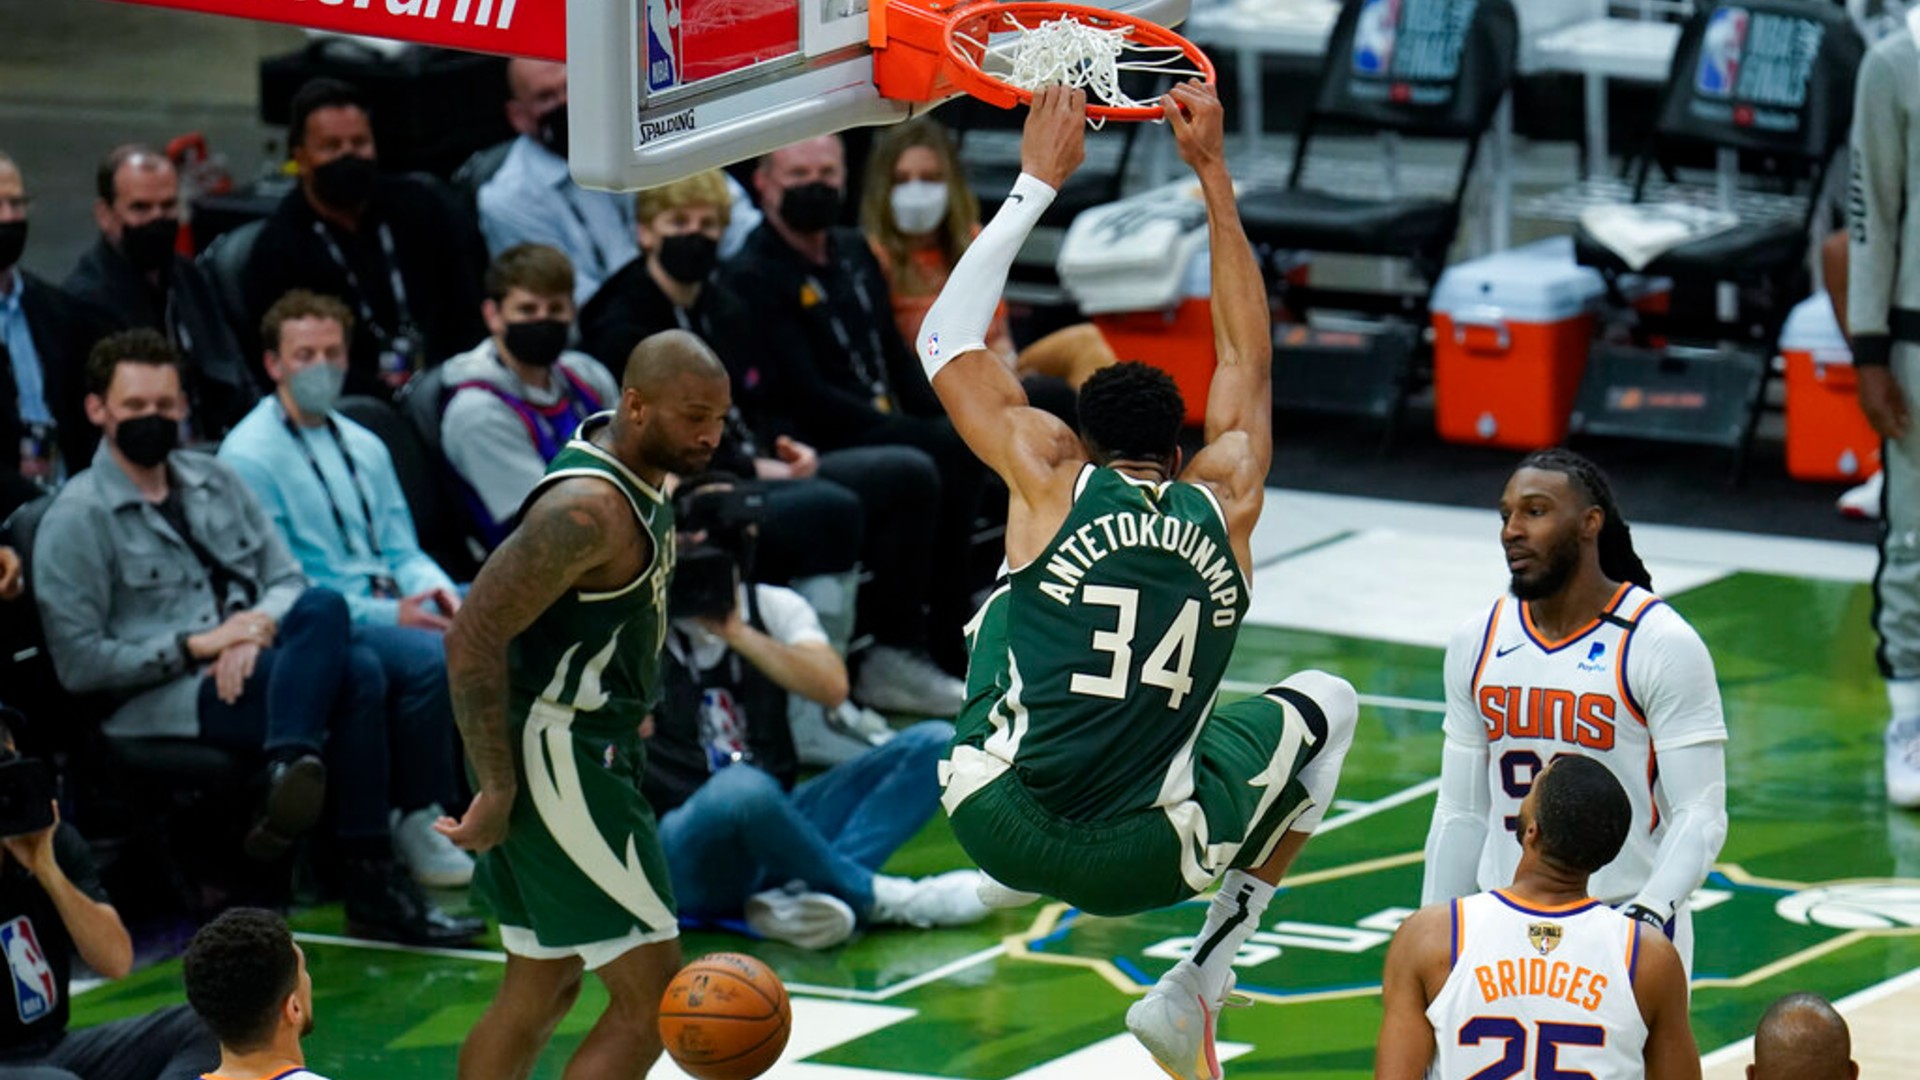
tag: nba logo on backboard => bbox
[646,0,683,93]
[1696,7,1749,98]
[1353,0,1401,76]
[0,918,55,1024]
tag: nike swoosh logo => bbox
[1496,643,1526,658]
[1008,193,1025,205]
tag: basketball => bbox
[658,953,792,1080]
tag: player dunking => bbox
[1377,755,1700,1080]
[1421,450,1728,973]
[916,83,1356,1080]
[435,331,730,1080]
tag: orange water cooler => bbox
[1779,297,1880,482]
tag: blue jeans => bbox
[339,623,458,838]
[660,720,953,920]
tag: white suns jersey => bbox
[1427,891,1649,1080]
[1449,584,1726,905]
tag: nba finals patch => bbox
[1527,923,1563,957]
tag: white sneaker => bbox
[792,701,897,768]
[1839,471,1883,521]
[870,870,992,928]
[1888,716,1920,808]
[1126,964,1247,1080]
[978,875,1042,910]
[392,804,474,888]
[855,647,967,717]
[745,886,857,950]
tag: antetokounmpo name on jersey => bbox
[1038,511,1240,625]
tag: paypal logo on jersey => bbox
[1578,641,1609,673]
[1695,6,1750,99]
[1353,0,1401,76]
[0,917,56,1024]
[1588,642,1606,661]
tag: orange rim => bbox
[939,2,1216,122]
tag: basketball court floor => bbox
[70,486,1919,1077]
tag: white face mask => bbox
[889,180,950,236]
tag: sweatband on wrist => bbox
[917,173,1058,381]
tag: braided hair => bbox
[1515,449,1653,592]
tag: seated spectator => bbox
[183,908,332,1080]
[242,78,485,400]
[648,476,989,948]
[218,290,474,891]
[0,716,219,1079]
[862,118,1114,397]
[64,145,256,441]
[722,135,991,675]
[1749,992,1857,1080]
[477,60,638,305]
[0,151,112,483]
[439,245,618,548]
[581,171,965,718]
[0,543,18,601]
[31,330,481,946]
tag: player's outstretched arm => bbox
[1374,904,1446,1080]
[917,86,1084,489]
[437,479,625,852]
[1634,930,1702,1080]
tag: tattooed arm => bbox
[435,479,630,852]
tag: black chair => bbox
[1569,0,1862,478]
[335,390,481,579]
[196,217,267,363]
[1236,0,1519,433]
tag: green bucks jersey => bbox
[989,464,1249,820]
[507,415,676,737]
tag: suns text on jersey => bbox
[1038,511,1240,626]
[1479,686,1618,751]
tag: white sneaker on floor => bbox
[1126,964,1246,1080]
[1888,716,1920,808]
[792,701,897,768]
[870,870,992,928]
[855,647,967,717]
[978,875,1042,910]
[1839,472,1883,521]
[392,804,474,888]
[745,886,857,950]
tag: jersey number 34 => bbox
[1070,585,1201,709]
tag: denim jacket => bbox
[32,442,306,737]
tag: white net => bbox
[955,14,1207,125]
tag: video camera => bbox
[0,758,55,840]
[670,476,767,622]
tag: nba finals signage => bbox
[102,0,566,60]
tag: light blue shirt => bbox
[219,395,456,626]
[0,272,50,426]
[478,136,639,305]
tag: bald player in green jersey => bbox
[436,330,729,1080]
[914,84,1358,1080]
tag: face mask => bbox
[657,233,719,285]
[0,220,25,272]
[287,363,346,417]
[503,319,570,369]
[534,104,569,159]
[889,180,949,236]
[119,217,180,274]
[779,182,841,233]
[311,154,378,211]
[114,413,177,469]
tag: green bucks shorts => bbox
[472,701,678,954]
[942,590,1327,917]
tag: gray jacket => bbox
[32,442,306,738]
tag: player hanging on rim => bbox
[436,330,731,1080]
[915,82,1357,1080]
[1421,449,1729,973]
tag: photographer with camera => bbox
[645,475,990,950]
[0,714,218,1080]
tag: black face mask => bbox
[119,218,180,275]
[779,182,841,233]
[0,220,25,272]
[114,413,178,469]
[657,233,719,285]
[311,154,378,211]
[534,104,569,159]
[504,319,570,369]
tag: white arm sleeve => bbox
[1421,616,1495,905]
[916,174,1056,381]
[1626,742,1728,920]
[1626,608,1730,917]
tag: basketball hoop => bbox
[874,0,1216,124]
